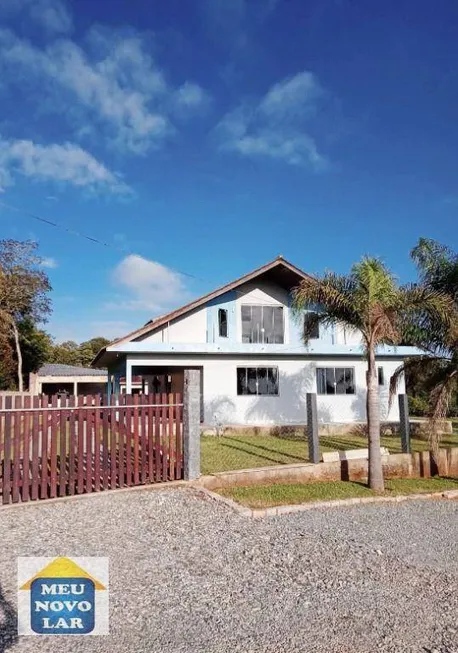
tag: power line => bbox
[0,199,201,281]
[0,200,312,317]
[0,200,307,313]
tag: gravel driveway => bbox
[0,487,457,653]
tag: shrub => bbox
[408,395,429,416]
[448,404,458,418]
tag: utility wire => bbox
[0,200,306,309]
[0,199,201,280]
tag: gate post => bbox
[398,394,411,454]
[307,393,320,464]
[183,369,201,480]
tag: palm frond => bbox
[352,257,399,308]
[371,306,399,345]
[387,356,437,411]
[411,238,458,300]
[292,273,363,333]
[400,284,455,326]
[429,368,458,459]
[388,363,406,411]
[302,311,321,343]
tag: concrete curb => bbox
[2,482,458,516]
[197,487,458,519]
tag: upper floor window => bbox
[241,305,284,344]
[316,367,355,395]
[304,312,320,339]
[218,308,228,338]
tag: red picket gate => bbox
[0,393,183,505]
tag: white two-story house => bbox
[93,257,414,428]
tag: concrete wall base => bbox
[195,447,458,490]
[201,420,453,438]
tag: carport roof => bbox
[37,364,107,377]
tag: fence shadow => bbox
[0,583,17,652]
[220,437,309,464]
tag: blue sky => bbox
[0,0,457,343]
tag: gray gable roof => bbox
[38,364,107,377]
[92,255,312,366]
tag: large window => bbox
[218,308,228,338]
[237,367,279,396]
[241,305,284,344]
[316,367,355,395]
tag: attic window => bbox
[218,308,228,338]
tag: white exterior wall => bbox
[334,324,363,346]
[235,282,290,343]
[140,307,207,344]
[203,357,403,426]
[126,355,405,426]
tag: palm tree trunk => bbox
[11,320,23,392]
[366,347,384,492]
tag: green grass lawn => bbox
[219,477,458,509]
[201,430,458,475]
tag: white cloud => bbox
[0,0,72,34]
[217,71,328,169]
[232,132,325,166]
[0,137,130,194]
[30,0,72,34]
[259,72,322,119]
[111,254,190,313]
[0,26,209,154]
[174,82,210,110]
[41,257,58,269]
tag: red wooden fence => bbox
[0,393,183,505]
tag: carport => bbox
[29,364,107,396]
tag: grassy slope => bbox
[201,431,458,474]
[219,477,458,509]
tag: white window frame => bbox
[316,367,355,395]
[236,367,279,396]
[241,305,285,344]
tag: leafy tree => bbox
[293,257,451,492]
[0,332,16,390]
[0,241,52,391]
[78,341,95,367]
[78,337,110,367]
[85,337,111,356]
[47,340,81,366]
[391,239,458,455]
[18,318,53,384]
[46,336,110,367]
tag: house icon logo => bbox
[18,557,109,636]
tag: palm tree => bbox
[293,257,451,492]
[390,239,458,458]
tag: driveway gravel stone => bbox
[0,487,457,653]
